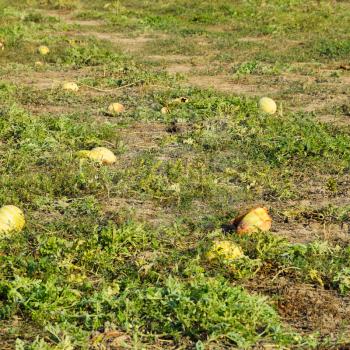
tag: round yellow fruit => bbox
[78,147,117,165]
[236,207,272,235]
[62,82,79,92]
[0,205,25,235]
[259,97,277,114]
[108,103,125,114]
[0,42,4,51]
[161,107,169,114]
[38,45,50,55]
[207,240,244,262]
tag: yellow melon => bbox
[0,205,25,235]
[62,82,79,92]
[207,240,244,262]
[108,103,125,114]
[259,97,277,114]
[38,45,50,55]
[236,207,272,235]
[161,107,169,114]
[173,97,189,104]
[78,147,116,165]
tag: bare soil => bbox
[278,283,350,335]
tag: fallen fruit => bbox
[0,205,25,235]
[173,97,189,104]
[78,147,117,165]
[207,240,244,262]
[38,45,50,55]
[108,103,125,114]
[259,97,277,114]
[236,207,272,235]
[35,61,43,66]
[0,42,4,51]
[63,82,79,92]
[161,107,169,114]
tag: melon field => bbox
[1,0,350,349]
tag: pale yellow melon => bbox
[62,82,79,92]
[0,205,25,235]
[78,147,117,165]
[38,45,50,55]
[161,107,169,114]
[108,103,125,114]
[259,97,277,114]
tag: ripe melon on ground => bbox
[38,45,50,55]
[259,97,277,114]
[62,82,79,92]
[235,207,272,235]
[108,103,125,114]
[0,205,25,235]
[77,147,117,165]
[161,107,169,114]
[207,240,244,262]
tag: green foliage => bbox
[317,39,350,59]
[0,106,116,205]
[54,43,125,67]
[233,61,261,76]
[0,24,26,47]
[114,275,297,348]
[333,267,350,295]
[1,0,350,348]
[233,232,350,294]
